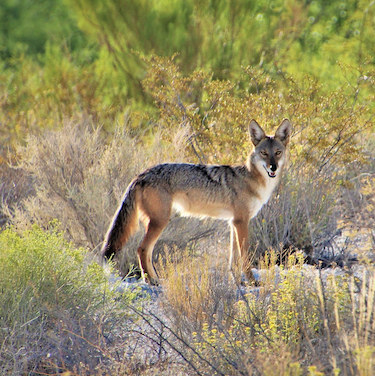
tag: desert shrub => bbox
[0,224,139,375]
[248,170,339,265]
[142,56,373,166]
[0,164,33,228]
[338,153,375,261]
[9,118,218,275]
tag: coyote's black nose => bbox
[270,163,277,172]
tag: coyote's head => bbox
[249,119,292,179]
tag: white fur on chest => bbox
[250,176,279,218]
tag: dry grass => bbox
[142,250,375,375]
[158,246,239,332]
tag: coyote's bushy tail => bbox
[101,181,139,261]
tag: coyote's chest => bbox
[249,177,279,218]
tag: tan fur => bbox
[101,119,292,285]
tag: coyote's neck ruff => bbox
[101,119,292,284]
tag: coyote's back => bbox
[101,119,292,284]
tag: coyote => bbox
[101,119,292,284]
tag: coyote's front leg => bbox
[230,217,254,283]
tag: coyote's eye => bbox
[275,150,282,156]
[260,150,268,157]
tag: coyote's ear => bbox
[249,120,266,146]
[275,119,292,146]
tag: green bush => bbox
[0,224,137,375]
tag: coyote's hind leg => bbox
[137,219,168,285]
[137,187,172,285]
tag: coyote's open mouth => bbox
[267,171,276,178]
[263,165,277,178]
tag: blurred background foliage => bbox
[1,0,374,151]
